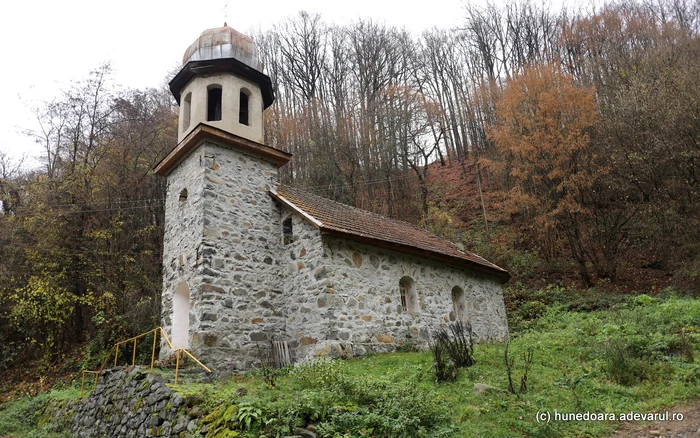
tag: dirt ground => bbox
[609,401,700,437]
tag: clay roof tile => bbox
[271,185,509,282]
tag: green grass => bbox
[2,294,699,437]
[182,295,699,437]
[0,387,78,438]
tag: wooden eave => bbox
[270,189,510,284]
[169,58,274,108]
[320,228,511,284]
[153,123,291,176]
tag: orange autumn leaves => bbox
[489,65,601,283]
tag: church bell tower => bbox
[155,24,291,372]
[170,24,274,144]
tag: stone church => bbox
[154,24,510,372]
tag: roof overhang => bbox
[270,187,324,228]
[154,123,291,176]
[269,189,510,284]
[320,228,511,284]
[169,58,275,108]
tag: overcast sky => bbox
[0,0,568,167]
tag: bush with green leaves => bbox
[290,357,346,389]
[601,338,653,386]
[313,375,453,438]
[0,392,75,438]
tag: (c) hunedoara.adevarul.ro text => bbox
[535,410,684,423]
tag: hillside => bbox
[422,159,698,295]
[1,295,699,437]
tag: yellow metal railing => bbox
[80,327,211,395]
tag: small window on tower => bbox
[179,188,188,206]
[182,92,192,131]
[207,86,222,121]
[283,217,293,245]
[239,89,250,125]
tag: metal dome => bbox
[182,24,263,71]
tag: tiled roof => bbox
[271,185,510,282]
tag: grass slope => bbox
[1,295,698,437]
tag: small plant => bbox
[602,338,650,386]
[430,338,457,382]
[504,341,534,396]
[432,321,477,370]
[395,341,420,353]
[556,372,587,410]
[678,328,695,363]
[430,321,477,382]
[291,358,346,389]
[236,402,264,431]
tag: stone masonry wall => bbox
[321,237,509,350]
[161,145,206,352]
[189,142,285,372]
[282,225,509,360]
[162,140,287,373]
[279,209,329,357]
[46,367,197,438]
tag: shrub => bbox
[315,376,452,438]
[432,321,476,370]
[504,341,534,395]
[290,358,346,389]
[0,394,51,436]
[430,338,457,383]
[601,339,652,386]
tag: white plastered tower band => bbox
[175,25,270,144]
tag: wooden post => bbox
[150,329,157,369]
[132,339,137,366]
[114,344,119,367]
[174,350,181,385]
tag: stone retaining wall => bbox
[46,367,198,438]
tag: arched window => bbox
[282,217,293,245]
[207,86,222,121]
[182,92,192,131]
[399,276,419,315]
[451,286,466,321]
[179,188,188,206]
[239,89,250,126]
[172,282,190,349]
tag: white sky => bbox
[0,0,567,168]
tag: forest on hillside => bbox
[0,0,698,389]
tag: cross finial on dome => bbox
[224,0,228,26]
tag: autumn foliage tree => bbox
[0,66,176,374]
[489,65,600,286]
